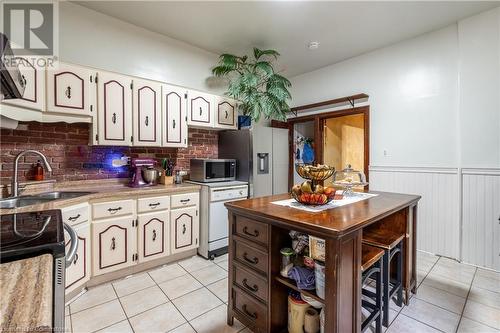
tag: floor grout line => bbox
[110,283,136,333]
[396,313,447,333]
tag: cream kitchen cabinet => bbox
[65,222,91,293]
[170,206,199,254]
[96,71,133,146]
[187,90,214,128]
[162,84,188,147]
[92,215,136,276]
[46,62,96,116]
[2,56,45,110]
[214,97,238,130]
[133,78,161,147]
[138,211,170,263]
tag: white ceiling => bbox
[75,1,499,77]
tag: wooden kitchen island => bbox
[225,191,420,333]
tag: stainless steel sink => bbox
[31,191,94,200]
[0,191,95,209]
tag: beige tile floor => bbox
[65,251,500,333]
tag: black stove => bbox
[0,209,65,263]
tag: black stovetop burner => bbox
[0,209,65,263]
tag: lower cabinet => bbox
[171,206,199,254]
[65,222,91,293]
[138,210,170,263]
[92,216,137,276]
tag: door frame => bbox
[286,105,370,189]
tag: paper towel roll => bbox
[304,308,320,333]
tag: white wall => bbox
[59,2,222,93]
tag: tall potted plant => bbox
[212,47,292,121]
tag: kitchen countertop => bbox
[0,254,53,333]
[1,179,201,215]
[186,180,249,188]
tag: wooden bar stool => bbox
[363,230,404,327]
[361,244,384,333]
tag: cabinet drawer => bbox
[62,203,89,227]
[232,287,267,333]
[234,216,269,246]
[137,196,169,213]
[93,199,134,219]
[233,263,268,302]
[171,192,198,209]
[234,240,268,276]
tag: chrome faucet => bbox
[11,150,53,197]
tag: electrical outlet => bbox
[178,170,188,176]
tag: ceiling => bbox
[74,1,499,77]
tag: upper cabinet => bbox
[46,62,96,116]
[215,97,238,130]
[162,84,187,148]
[187,90,214,128]
[96,71,133,146]
[2,56,45,110]
[132,78,161,147]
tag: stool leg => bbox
[382,251,390,327]
[375,257,383,333]
[396,242,403,307]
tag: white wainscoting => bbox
[369,166,460,259]
[461,169,500,271]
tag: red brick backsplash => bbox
[0,121,218,185]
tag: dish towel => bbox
[288,266,316,290]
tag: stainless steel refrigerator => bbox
[218,125,289,198]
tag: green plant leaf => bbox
[254,61,274,76]
[253,48,280,60]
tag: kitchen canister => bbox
[314,260,325,299]
[304,308,320,333]
[288,295,310,333]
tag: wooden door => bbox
[2,57,45,110]
[170,206,199,254]
[92,216,136,276]
[215,97,237,129]
[138,211,170,263]
[187,90,214,128]
[97,71,132,146]
[162,84,187,147]
[46,62,95,116]
[65,223,90,293]
[133,78,161,146]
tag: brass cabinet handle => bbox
[112,113,117,124]
[242,304,257,319]
[152,229,157,241]
[243,226,259,237]
[111,237,116,250]
[68,214,81,221]
[242,278,258,292]
[242,252,259,265]
[65,86,71,99]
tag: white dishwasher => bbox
[194,182,248,259]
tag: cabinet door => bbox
[65,223,90,293]
[97,71,133,146]
[170,206,199,254]
[92,216,136,276]
[187,90,214,128]
[46,62,95,115]
[2,57,45,110]
[133,78,161,146]
[138,211,170,263]
[215,97,237,129]
[162,84,187,147]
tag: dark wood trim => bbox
[137,85,157,143]
[217,101,235,126]
[190,95,211,124]
[54,71,85,110]
[143,217,165,258]
[174,212,194,250]
[104,80,126,141]
[165,91,183,143]
[290,93,368,113]
[270,120,288,129]
[98,224,128,270]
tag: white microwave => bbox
[190,159,236,182]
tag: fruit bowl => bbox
[291,181,337,206]
[295,164,335,181]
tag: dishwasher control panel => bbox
[210,185,248,202]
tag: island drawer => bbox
[232,287,268,333]
[233,263,268,303]
[233,239,268,276]
[234,216,269,247]
[171,192,199,209]
[137,195,169,213]
[61,203,89,226]
[92,199,135,219]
